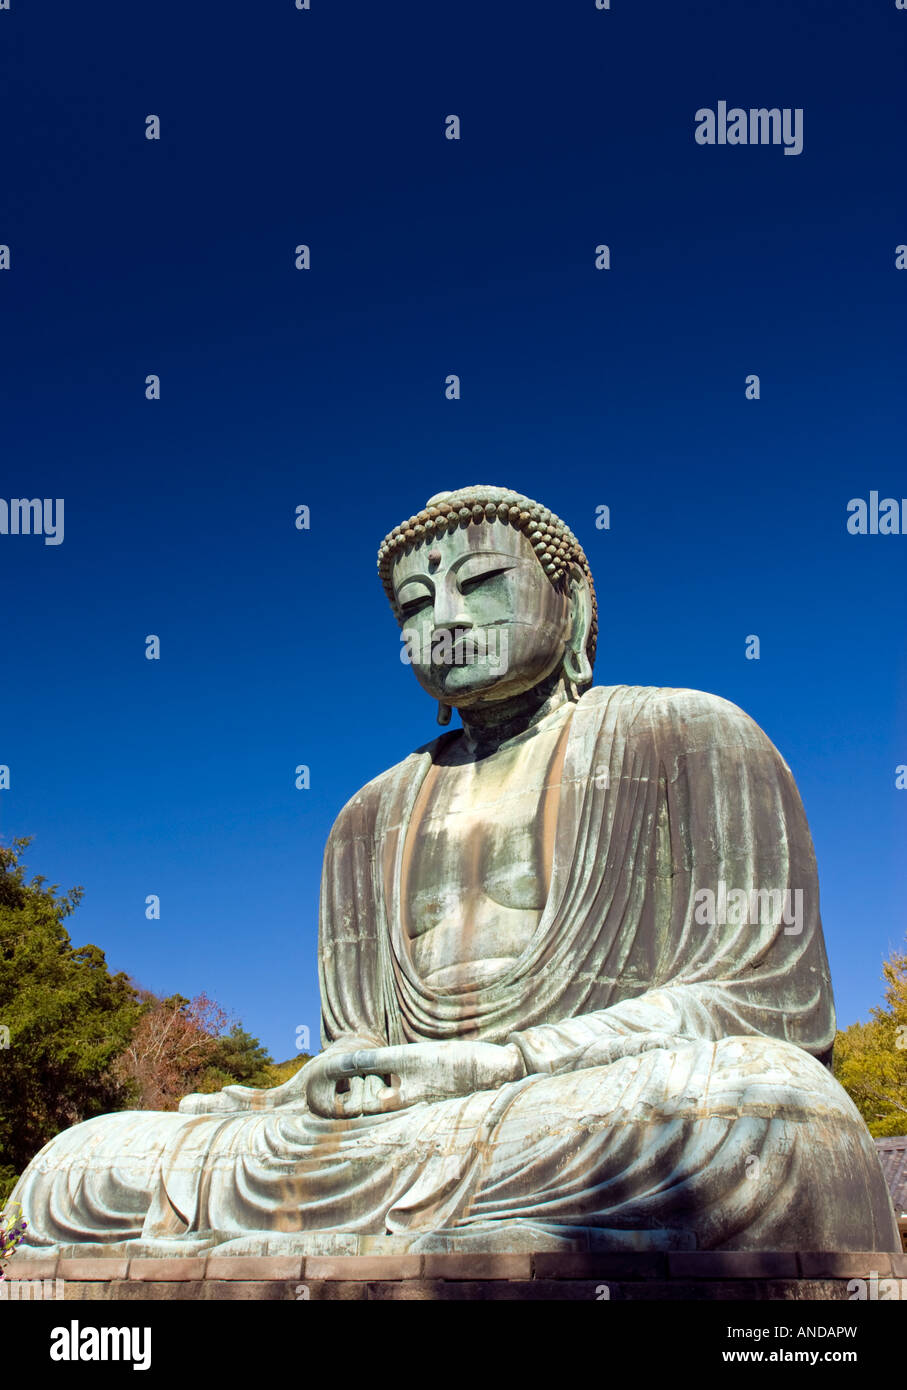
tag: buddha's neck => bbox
[457,670,577,755]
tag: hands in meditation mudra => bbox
[14,486,899,1256]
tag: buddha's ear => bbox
[563,562,594,688]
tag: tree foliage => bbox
[0,839,141,1201]
[834,940,907,1137]
[262,1055,310,1088]
[204,1024,274,1089]
[0,838,294,1203]
[113,990,231,1110]
[116,1006,279,1107]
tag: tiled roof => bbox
[875,1137,907,1216]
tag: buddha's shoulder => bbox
[326,734,457,836]
[582,683,771,745]
[328,689,775,837]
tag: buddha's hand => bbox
[305,1040,526,1119]
[178,1066,310,1115]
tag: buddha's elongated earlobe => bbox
[437,701,452,726]
[563,643,593,689]
[562,563,594,692]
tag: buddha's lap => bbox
[15,1033,893,1256]
[22,1034,863,1184]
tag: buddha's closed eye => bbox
[401,596,431,618]
[459,566,510,594]
[398,567,509,618]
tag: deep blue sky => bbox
[1,0,904,1060]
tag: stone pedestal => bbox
[7,1249,906,1301]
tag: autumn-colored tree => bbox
[834,939,907,1137]
[114,994,283,1107]
[113,991,231,1110]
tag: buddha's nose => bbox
[432,584,473,632]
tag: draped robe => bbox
[12,686,899,1255]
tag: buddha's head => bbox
[378,485,597,714]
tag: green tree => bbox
[0,839,142,1202]
[195,1024,274,1093]
[834,939,907,1137]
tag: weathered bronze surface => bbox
[12,486,899,1256]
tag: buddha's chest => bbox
[401,717,570,990]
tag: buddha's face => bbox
[391,520,573,707]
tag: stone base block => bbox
[6,1249,904,1301]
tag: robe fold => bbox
[12,686,899,1254]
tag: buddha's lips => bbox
[446,631,503,665]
